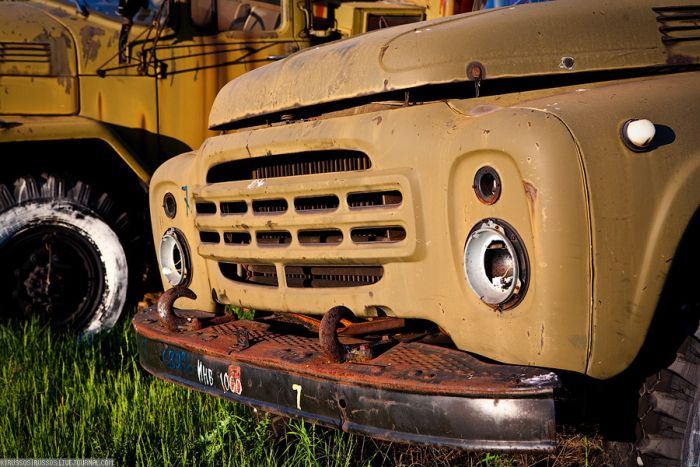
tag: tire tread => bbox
[637,331,700,465]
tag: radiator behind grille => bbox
[207,150,371,183]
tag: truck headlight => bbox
[159,228,191,286]
[464,219,529,309]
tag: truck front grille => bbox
[197,167,414,292]
[207,150,371,183]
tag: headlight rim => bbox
[463,218,529,310]
[159,227,192,287]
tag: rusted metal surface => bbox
[338,317,406,335]
[135,305,558,397]
[319,306,373,363]
[280,311,405,336]
[134,305,558,450]
[157,286,203,331]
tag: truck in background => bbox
[0,0,429,332]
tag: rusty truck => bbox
[135,0,699,464]
[0,0,437,333]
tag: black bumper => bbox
[134,306,558,451]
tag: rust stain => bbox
[523,180,538,219]
[666,53,695,66]
[523,180,537,204]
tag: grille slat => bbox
[348,190,403,209]
[219,263,278,286]
[0,42,50,64]
[253,199,288,214]
[207,150,371,183]
[351,227,407,244]
[654,6,700,43]
[196,202,217,214]
[199,231,221,243]
[256,231,292,246]
[285,265,383,288]
[294,195,340,213]
[224,231,251,245]
[298,229,343,245]
[219,263,383,288]
[221,201,247,214]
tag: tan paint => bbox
[209,0,700,128]
[150,0,700,378]
[151,98,592,373]
[522,72,700,378]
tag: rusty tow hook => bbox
[319,306,373,363]
[157,286,201,332]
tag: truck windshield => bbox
[60,0,166,24]
[480,0,550,8]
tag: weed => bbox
[225,305,256,321]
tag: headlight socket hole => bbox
[163,192,177,219]
[473,166,501,205]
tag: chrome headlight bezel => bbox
[159,227,191,286]
[464,219,529,310]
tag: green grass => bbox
[0,317,613,466]
[0,318,358,465]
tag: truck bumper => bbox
[133,305,558,452]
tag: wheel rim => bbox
[0,223,105,329]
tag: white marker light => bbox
[622,119,656,151]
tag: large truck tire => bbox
[636,325,700,466]
[0,175,131,333]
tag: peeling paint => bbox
[468,105,502,117]
[523,181,537,206]
[520,372,558,387]
[79,26,105,65]
[248,179,266,189]
[29,30,74,93]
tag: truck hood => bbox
[210,0,700,129]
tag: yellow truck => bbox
[135,0,700,464]
[0,0,427,332]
